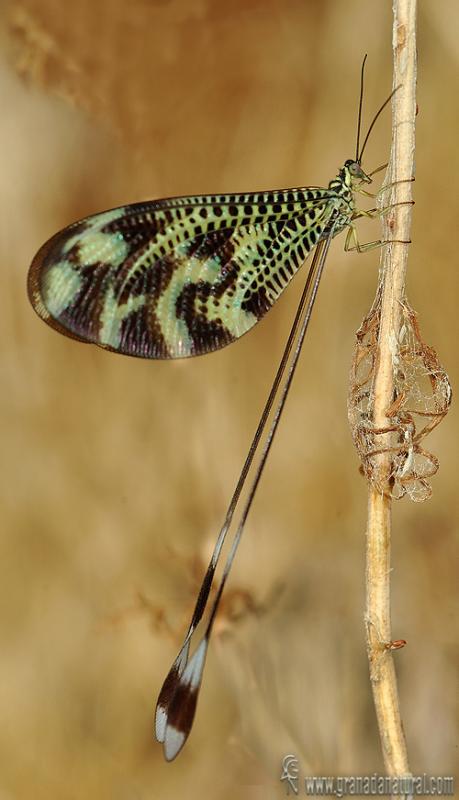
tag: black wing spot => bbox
[241,285,271,319]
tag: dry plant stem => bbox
[365,0,416,780]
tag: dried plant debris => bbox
[348,289,451,501]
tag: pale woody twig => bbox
[365,0,417,783]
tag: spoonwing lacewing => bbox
[28,58,400,760]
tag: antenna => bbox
[355,54,368,162]
[358,85,400,163]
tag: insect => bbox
[27,58,400,760]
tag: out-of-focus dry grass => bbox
[1,1,457,798]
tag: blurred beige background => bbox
[1,1,457,798]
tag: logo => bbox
[280,754,299,795]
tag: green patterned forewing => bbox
[28,186,346,359]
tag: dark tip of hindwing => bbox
[155,641,190,743]
[163,638,208,761]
